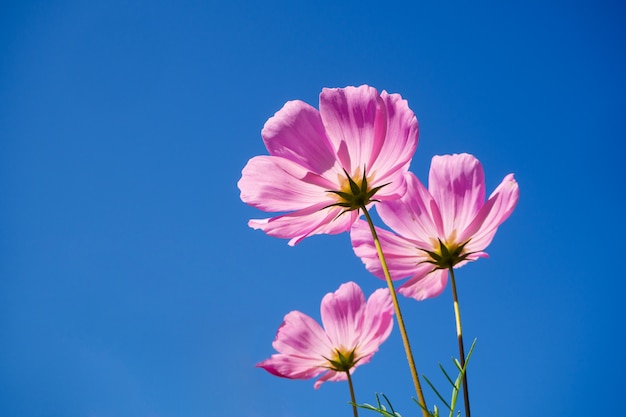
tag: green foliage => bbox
[354,393,403,417]
[421,338,477,417]
[355,339,477,417]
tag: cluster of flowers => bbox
[238,85,519,416]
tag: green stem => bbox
[448,267,470,417]
[361,205,429,417]
[346,371,359,417]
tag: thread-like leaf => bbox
[422,374,452,411]
[439,363,456,388]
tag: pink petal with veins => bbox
[319,86,387,175]
[262,100,337,174]
[428,154,486,237]
[377,172,443,244]
[358,288,394,358]
[320,282,366,350]
[249,203,358,246]
[398,268,449,301]
[462,173,519,252]
[368,92,419,199]
[238,156,335,212]
[350,220,431,280]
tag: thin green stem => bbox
[346,371,359,417]
[361,205,429,417]
[448,267,470,417]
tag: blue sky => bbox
[1,1,624,416]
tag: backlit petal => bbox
[357,288,394,358]
[428,154,486,237]
[377,172,443,243]
[398,268,448,301]
[249,203,358,246]
[313,370,347,389]
[262,100,338,174]
[350,220,430,280]
[319,85,386,175]
[257,354,327,380]
[368,91,419,198]
[320,282,366,350]
[271,311,334,359]
[239,156,336,212]
[462,173,519,252]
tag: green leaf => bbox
[422,374,452,411]
[354,393,403,417]
[412,398,437,417]
[439,363,456,388]
[452,358,463,373]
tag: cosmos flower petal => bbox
[320,282,366,349]
[313,370,347,389]
[249,203,359,246]
[262,100,338,174]
[398,268,448,301]
[357,288,394,358]
[257,353,328,381]
[462,173,519,252]
[239,155,336,212]
[428,154,486,235]
[351,220,431,280]
[270,311,334,359]
[319,85,387,175]
[377,172,443,241]
[368,91,419,198]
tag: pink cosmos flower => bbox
[238,85,419,245]
[351,153,519,301]
[257,281,394,389]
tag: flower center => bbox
[324,167,389,214]
[421,236,472,270]
[325,347,358,372]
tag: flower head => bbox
[351,153,519,300]
[257,281,394,389]
[238,85,419,245]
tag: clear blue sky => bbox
[1,1,624,416]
